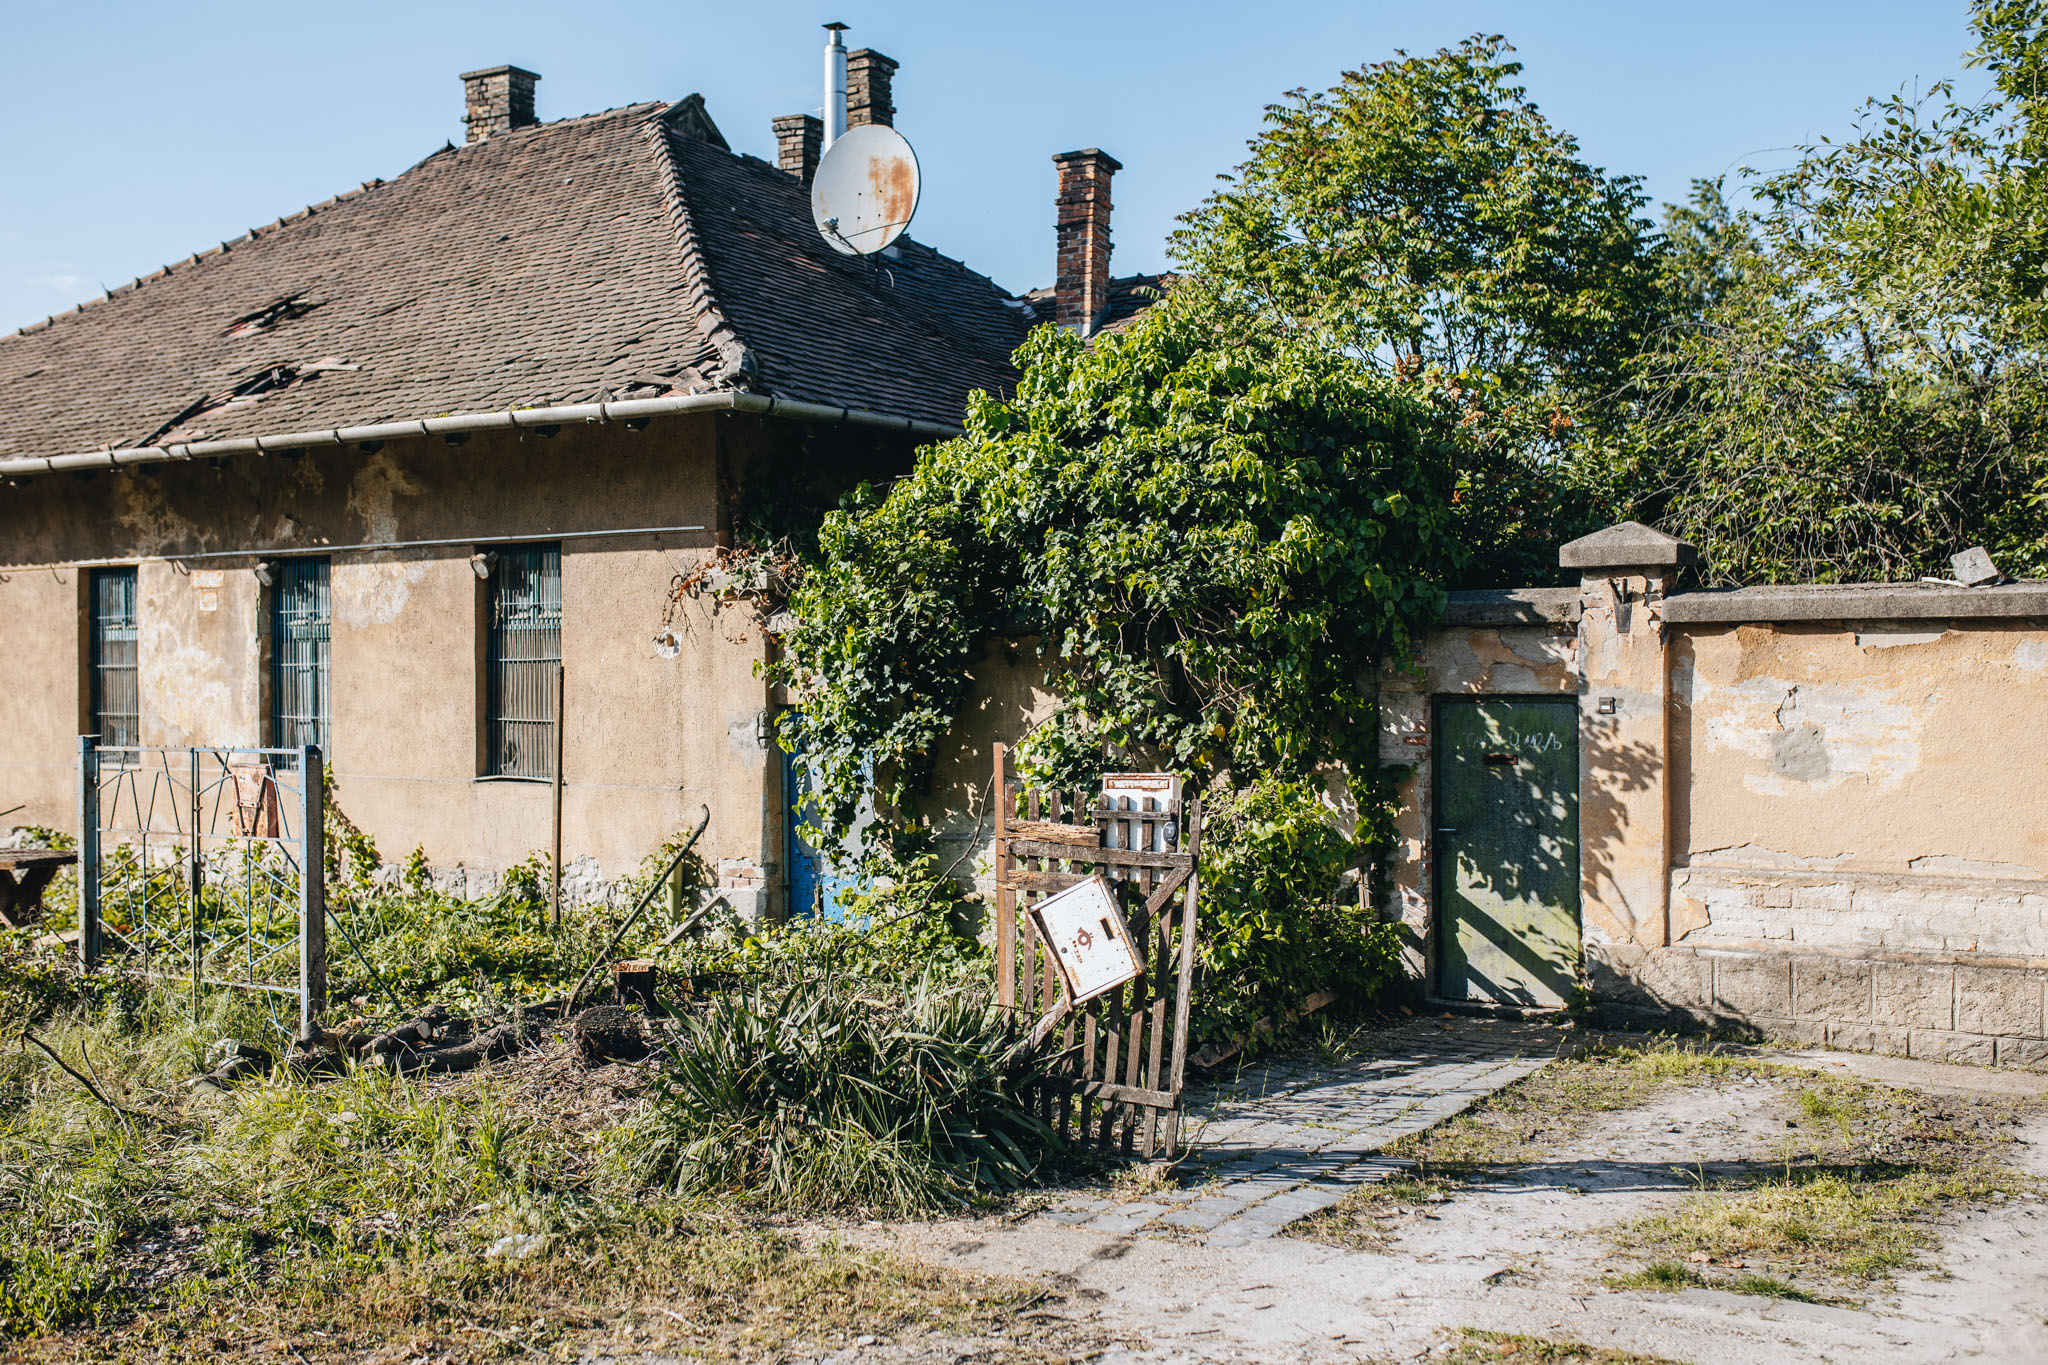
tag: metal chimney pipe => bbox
[823,23,849,152]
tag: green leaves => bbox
[770,298,1462,843]
[1596,1,2048,585]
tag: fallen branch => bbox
[22,1031,147,1127]
[388,1021,521,1075]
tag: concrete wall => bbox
[1382,546,2048,1069]
[0,413,834,912]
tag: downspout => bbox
[0,390,962,480]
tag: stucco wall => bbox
[913,637,1060,899]
[1599,617,2048,1067]
[1379,568,2048,1068]
[0,414,791,908]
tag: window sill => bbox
[473,774,555,785]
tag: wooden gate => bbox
[992,743,1202,1159]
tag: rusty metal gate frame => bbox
[78,738,326,1039]
[992,743,1202,1159]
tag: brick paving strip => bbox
[1039,1017,1568,1247]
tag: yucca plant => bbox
[625,972,1053,1215]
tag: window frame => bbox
[269,556,332,761]
[88,567,140,752]
[482,544,562,780]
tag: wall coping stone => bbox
[1662,580,2048,623]
[1559,520,1699,569]
[1441,586,1580,626]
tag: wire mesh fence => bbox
[79,739,326,1039]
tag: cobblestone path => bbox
[1040,1016,1567,1247]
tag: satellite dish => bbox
[811,124,920,256]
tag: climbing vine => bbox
[768,296,1468,853]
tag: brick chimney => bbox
[846,49,897,129]
[461,65,540,143]
[1053,149,1121,335]
[773,114,823,184]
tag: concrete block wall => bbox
[1592,941,2048,1068]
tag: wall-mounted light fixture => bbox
[252,559,276,587]
[469,551,497,580]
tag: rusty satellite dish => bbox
[811,123,920,256]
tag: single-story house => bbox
[0,55,1155,920]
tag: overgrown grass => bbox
[0,908,1077,1359]
[1613,1074,2033,1292]
[1437,1328,1687,1364]
[0,986,1073,1360]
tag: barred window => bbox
[270,557,331,758]
[485,545,561,779]
[90,568,139,750]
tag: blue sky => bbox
[0,1,1992,335]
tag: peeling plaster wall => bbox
[0,570,82,823]
[0,415,794,909]
[912,637,1061,901]
[1672,623,2048,879]
[1612,618,2048,1067]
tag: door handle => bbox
[1436,828,1458,834]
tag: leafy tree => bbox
[1172,35,1668,582]
[1592,0,2048,584]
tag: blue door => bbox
[779,717,861,922]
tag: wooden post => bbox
[993,743,1013,1008]
[551,662,565,930]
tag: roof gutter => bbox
[0,390,963,479]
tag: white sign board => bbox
[1030,874,1144,1005]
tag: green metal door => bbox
[1434,698,1581,1006]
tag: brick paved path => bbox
[1041,1017,1566,1247]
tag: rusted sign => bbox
[229,762,282,838]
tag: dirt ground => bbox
[859,1043,2048,1364]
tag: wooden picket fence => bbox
[992,743,1202,1159]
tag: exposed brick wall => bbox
[772,114,823,185]
[461,65,540,144]
[846,49,897,130]
[1053,150,1122,335]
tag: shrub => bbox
[1197,775,1403,1041]
[626,972,1052,1215]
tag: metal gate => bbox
[78,739,326,1038]
[1433,697,1581,1006]
[992,743,1202,1159]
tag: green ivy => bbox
[770,298,1465,848]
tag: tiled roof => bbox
[1018,272,1175,337]
[0,99,1038,459]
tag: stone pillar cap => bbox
[1559,520,1699,570]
